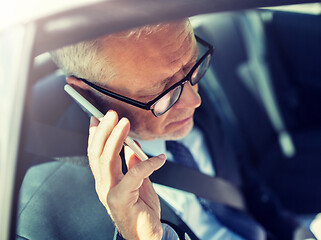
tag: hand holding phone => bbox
[64,84,148,161]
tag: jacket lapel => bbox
[196,77,242,186]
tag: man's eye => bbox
[139,93,160,101]
[183,60,197,74]
[183,65,193,74]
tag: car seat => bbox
[193,10,321,214]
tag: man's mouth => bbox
[172,115,193,125]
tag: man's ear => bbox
[66,76,108,114]
[66,76,92,99]
[66,76,90,90]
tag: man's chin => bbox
[161,119,194,141]
[129,118,194,141]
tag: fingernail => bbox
[106,110,115,117]
[119,117,129,126]
[157,154,166,160]
[104,110,116,121]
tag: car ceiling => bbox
[25,0,320,56]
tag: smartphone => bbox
[64,84,148,161]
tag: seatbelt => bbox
[151,161,246,210]
[25,120,246,211]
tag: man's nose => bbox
[174,82,201,109]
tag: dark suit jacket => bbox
[17,75,226,240]
[16,73,303,240]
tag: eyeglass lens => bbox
[153,85,182,116]
[153,53,211,116]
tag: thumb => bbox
[119,154,166,194]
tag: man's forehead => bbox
[100,20,191,51]
[96,20,196,95]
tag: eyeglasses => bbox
[73,35,213,117]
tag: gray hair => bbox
[50,21,183,83]
[51,39,104,82]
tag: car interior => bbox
[4,1,321,239]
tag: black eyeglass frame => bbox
[72,35,213,117]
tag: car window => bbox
[0,25,31,240]
[2,1,321,239]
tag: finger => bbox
[88,110,118,159]
[124,145,141,170]
[100,117,130,185]
[88,116,99,147]
[139,178,161,215]
[88,116,101,173]
[103,117,130,161]
[118,155,166,194]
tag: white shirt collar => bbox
[138,138,173,160]
[136,126,215,176]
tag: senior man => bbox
[17,19,311,240]
[56,19,235,240]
